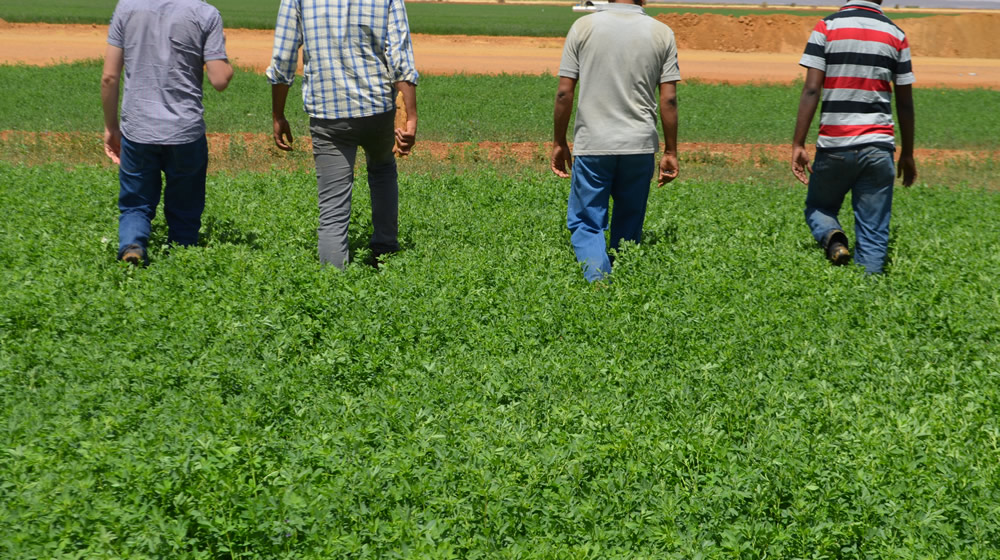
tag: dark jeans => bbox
[117,135,208,259]
[805,146,895,274]
[310,111,399,268]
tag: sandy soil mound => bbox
[657,13,1000,58]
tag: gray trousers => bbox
[310,111,399,268]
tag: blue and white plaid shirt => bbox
[266,0,419,120]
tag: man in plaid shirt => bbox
[267,0,419,269]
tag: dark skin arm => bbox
[791,67,824,185]
[271,83,293,151]
[894,83,917,186]
[551,76,576,178]
[658,81,679,186]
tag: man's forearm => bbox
[101,76,120,131]
[895,85,915,156]
[553,93,573,143]
[553,101,572,143]
[897,110,915,156]
[659,82,678,154]
[793,91,819,147]
[553,77,576,144]
[793,68,824,147]
[271,83,290,119]
[395,81,418,125]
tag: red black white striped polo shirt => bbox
[800,1,915,151]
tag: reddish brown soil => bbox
[3,131,994,174]
[657,12,1000,58]
[1,14,999,87]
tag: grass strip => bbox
[2,161,999,557]
[0,0,934,32]
[2,61,998,149]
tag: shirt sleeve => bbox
[266,0,303,86]
[385,0,419,84]
[895,35,915,86]
[558,25,579,79]
[202,9,228,62]
[660,31,681,83]
[107,2,125,48]
[799,19,827,71]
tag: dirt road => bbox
[1,17,998,88]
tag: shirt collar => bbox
[841,1,884,15]
[597,2,645,15]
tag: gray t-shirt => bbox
[108,0,228,145]
[559,3,681,155]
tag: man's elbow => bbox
[801,85,822,99]
[212,71,234,92]
[211,78,231,92]
[101,73,119,89]
[895,95,915,113]
[207,62,234,92]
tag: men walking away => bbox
[792,0,916,274]
[551,0,680,283]
[102,0,234,265]
[267,0,419,269]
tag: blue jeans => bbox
[805,146,895,274]
[118,135,208,259]
[567,154,655,282]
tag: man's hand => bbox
[551,142,572,178]
[658,152,679,186]
[104,126,121,164]
[273,116,293,151]
[394,120,416,156]
[897,153,917,187]
[791,145,812,185]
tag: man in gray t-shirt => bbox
[101,0,233,265]
[552,0,680,282]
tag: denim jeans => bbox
[118,135,208,259]
[805,146,895,274]
[567,154,655,282]
[310,112,399,269]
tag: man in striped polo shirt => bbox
[792,0,916,274]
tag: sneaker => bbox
[120,244,144,266]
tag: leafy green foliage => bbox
[2,161,999,557]
[4,62,999,149]
[0,1,932,32]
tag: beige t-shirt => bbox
[559,3,681,155]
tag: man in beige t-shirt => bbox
[552,0,681,282]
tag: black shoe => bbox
[823,230,850,266]
[369,246,399,270]
[120,244,145,266]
